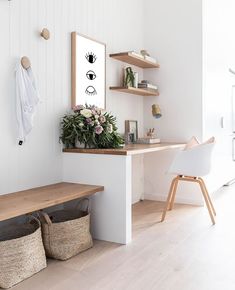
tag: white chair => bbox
[161,139,216,224]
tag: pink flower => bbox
[95,125,103,135]
[73,104,84,112]
[99,115,106,123]
[96,108,102,115]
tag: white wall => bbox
[142,0,235,202]
[0,0,144,196]
[143,0,203,142]
[142,0,204,204]
[203,0,235,191]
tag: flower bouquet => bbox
[60,104,124,149]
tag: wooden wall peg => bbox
[21,56,31,70]
[40,28,50,40]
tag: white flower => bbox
[95,120,100,125]
[80,109,92,118]
[95,115,99,119]
[79,122,84,127]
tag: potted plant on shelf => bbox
[124,67,135,87]
[60,104,124,149]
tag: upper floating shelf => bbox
[109,52,160,69]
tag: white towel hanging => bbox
[15,59,40,145]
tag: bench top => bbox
[0,182,104,222]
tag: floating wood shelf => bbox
[109,52,160,68]
[109,86,159,96]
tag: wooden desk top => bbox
[63,142,185,156]
[0,182,104,222]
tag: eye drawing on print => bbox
[71,32,106,109]
[85,86,97,96]
[86,70,96,80]
[85,52,97,64]
[85,56,97,96]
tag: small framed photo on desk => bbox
[125,120,138,144]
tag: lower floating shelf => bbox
[109,86,159,96]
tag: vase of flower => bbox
[75,139,85,148]
[75,140,96,149]
[60,104,124,149]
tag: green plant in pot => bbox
[124,67,135,87]
[60,104,124,149]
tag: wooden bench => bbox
[0,182,104,222]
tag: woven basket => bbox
[0,217,47,289]
[40,198,93,261]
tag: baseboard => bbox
[132,195,142,205]
[144,193,203,206]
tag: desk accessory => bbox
[125,120,138,144]
[137,137,160,144]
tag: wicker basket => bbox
[0,217,47,289]
[40,198,93,261]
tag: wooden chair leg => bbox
[198,179,215,225]
[161,177,177,222]
[198,178,216,216]
[169,176,179,210]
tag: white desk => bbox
[62,143,184,244]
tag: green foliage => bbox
[124,67,135,87]
[60,104,124,149]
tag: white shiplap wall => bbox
[0,0,144,195]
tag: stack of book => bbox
[129,51,157,63]
[143,55,157,63]
[130,51,144,59]
[137,137,161,144]
[138,80,158,92]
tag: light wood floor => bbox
[13,184,235,290]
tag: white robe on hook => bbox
[15,60,40,145]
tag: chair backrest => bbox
[168,141,215,177]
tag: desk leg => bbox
[62,153,132,244]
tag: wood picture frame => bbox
[71,31,106,109]
[125,120,138,144]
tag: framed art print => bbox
[125,120,138,144]
[71,32,106,109]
